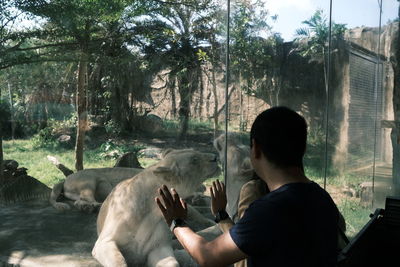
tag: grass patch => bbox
[337,198,372,239]
[3,139,115,187]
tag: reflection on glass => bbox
[329,0,400,239]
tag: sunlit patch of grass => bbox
[337,198,373,239]
[3,139,114,187]
[139,158,158,168]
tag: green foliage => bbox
[31,115,76,149]
[229,0,284,105]
[104,119,123,136]
[31,127,59,149]
[295,9,347,58]
[97,139,144,160]
[162,118,215,134]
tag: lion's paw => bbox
[54,202,71,211]
[74,200,101,213]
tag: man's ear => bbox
[251,139,262,159]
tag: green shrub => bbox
[96,140,145,160]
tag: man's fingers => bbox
[215,180,222,192]
[162,184,174,201]
[171,188,179,203]
[210,186,215,199]
[212,181,219,194]
[180,198,187,210]
[159,187,172,207]
[155,197,167,214]
[221,181,226,194]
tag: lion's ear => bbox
[153,164,179,181]
[161,148,174,158]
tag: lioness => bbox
[213,133,253,222]
[50,167,143,212]
[92,149,220,267]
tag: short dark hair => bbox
[250,106,307,168]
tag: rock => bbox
[359,182,373,206]
[57,134,71,143]
[13,168,28,177]
[141,114,163,134]
[341,186,356,198]
[138,147,163,159]
[114,152,143,169]
[4,160,18,171]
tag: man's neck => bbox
[259,164,310,192]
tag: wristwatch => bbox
[170,218,187,233]
[214,210,230,223]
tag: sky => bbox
[264,0,399,41]
[13,0,399,41]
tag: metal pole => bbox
[224,0,231,186]
[323,0,333,190]
[372,0,383,208]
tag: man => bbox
[156,106,340,267]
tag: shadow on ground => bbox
[0,200,101,267]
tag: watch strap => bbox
[170,218,186,232]
[214,210,230,223]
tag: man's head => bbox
[250,106,307,169]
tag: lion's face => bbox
[153,149,220,190]
[213,133,253,178]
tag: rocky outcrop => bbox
[0,160,51,204]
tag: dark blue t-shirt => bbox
[229,181,339,267]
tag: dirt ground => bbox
[0,200,101,267]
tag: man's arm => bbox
[155,184,247,267]
[173,225,247,267]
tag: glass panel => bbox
[377,0,400,206]
[0,0,228,265]
[330,0,386,239]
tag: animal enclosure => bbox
[0,0,399,266]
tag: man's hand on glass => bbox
[155,184,188,227]
[210,180,227,216]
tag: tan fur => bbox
[92,149,220,267]
[213,133,254,222]
[49,167,143,212]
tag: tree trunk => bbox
[178,67,197,140]
[0,87,3,184]
[75,51,88,171]
[392,7,400,194]
[178,79,190,141]
[7,82,15,139]
[211,65,219,138]
[170,78,177,119]
[198,67,204,120]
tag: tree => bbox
[134,0,222,140]
[295,9,346,93]
[15,0,129,170]
[229,0,283,127]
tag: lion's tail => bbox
[49,181,71,211]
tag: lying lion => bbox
[92,149,220,267]
[50,167,143,212]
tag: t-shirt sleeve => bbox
[229,200,277,256]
